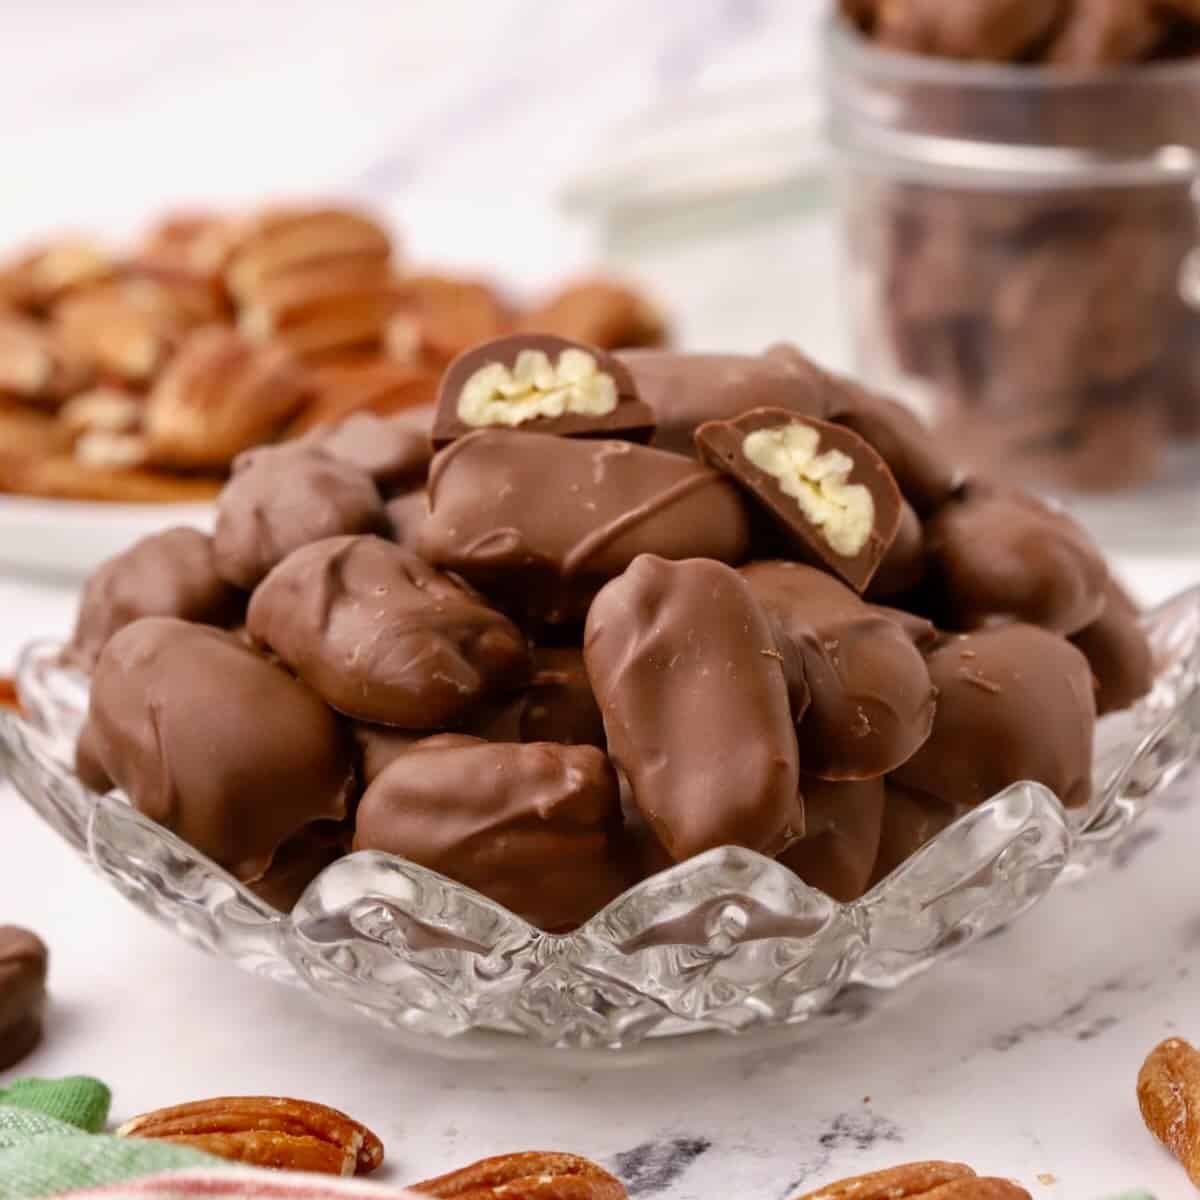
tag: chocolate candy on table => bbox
[0,926,48,1072]
[891,623,1097,812]
[212,445,386,590]
[248,824,349,912]
[695,407,904,594]
[299,411,432,495]
[420,429,752,626]
[247,535,530,728]
[82,618,353,885]
[66,527,243,672]
[925,484,1109,635]
[353,734,630,932]
[777,774,885,903]
[584,555,802,862]
[617,346,830,456]
[74,718,112,793]
[741,561,936,781]
[1071,580,1155,716]
[432,334,654,448]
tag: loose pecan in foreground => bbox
[410,1150,627,1200]
[1138,1036,1200,1186]
[792,1160,1030,1199]
[117,1094,383,1176]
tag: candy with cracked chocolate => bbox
[247,535,530,728]
[742,561,936,781]
[420,429,751,626]
[0,926,48,1072]
[584,555,802,862]
[433,333,654,447]
[82,618,354,884]
[354,734,630,931]
[696,408,903,593]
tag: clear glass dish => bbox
[4,584,1200,1055]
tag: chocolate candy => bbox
[83,618,353,883]
[874,0,1066,61]
[764,344,961,515]
[1071,581,1154,716]
[891,623,1096,811]
[433,334,654,447]
[469,646,606,749]
[865,499,925,600]
[777,774,885,903]
[246,535,530,728]
[354,724,425,785]
[385,489,428,550]
[74,719,112,793]
[926,484,1108,635]
[0,926,48,1071]
[248,824,348,912]
[584,555,801,861]
[696,408,903,593]
[67,527,243,672]
[741,561,936,781]
[420,430,752,626]
[299,411,432,494]
[353,734,630,931]
[618,347,829,455]
[872,783,962,886]
[213,445,385,590]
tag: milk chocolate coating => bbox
[875,0,1066,61]
[584,555,802,861]
[0,926,48,1072]
[872,783,963,886]
[617,347,829,455]
[777,775,885,903]
[246,535,530,728]
[696,408,903,593]
[434,333,654,447]
[299,411,432,494]
[865,499,925,601]
[420,430,752,626]
[891,624,1096,811]
[67,527,243,672]
[353,734,630,931]
[247,823,349,912]
[385,489,428,550]
[469,646,606,749]
[83,618,353,882]
[926,484,1108,635]
[1071,581,1154,716]
[213,445,385,590]
[354,724,427,785]
[764,344,961,515]
[74,719,112,793]
[741,561,936,781]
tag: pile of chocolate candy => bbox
[66,335,1153,928]
[0,206,664,502]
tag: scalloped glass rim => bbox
[4,584,1199,1054]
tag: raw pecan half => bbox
[792,1160,1030,1199]
[410,1150,627,1200]
[1138,1036,1200,1185]
[116,1094,383,1176]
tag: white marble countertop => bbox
[2,3,1200,1196]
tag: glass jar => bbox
[825,15,1200,547]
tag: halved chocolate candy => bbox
[696,407,903,593]
[433,333,654,447]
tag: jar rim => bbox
[825,12,1200,91]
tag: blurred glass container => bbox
[825,15,1200,545]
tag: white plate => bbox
[0,495,214,578]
